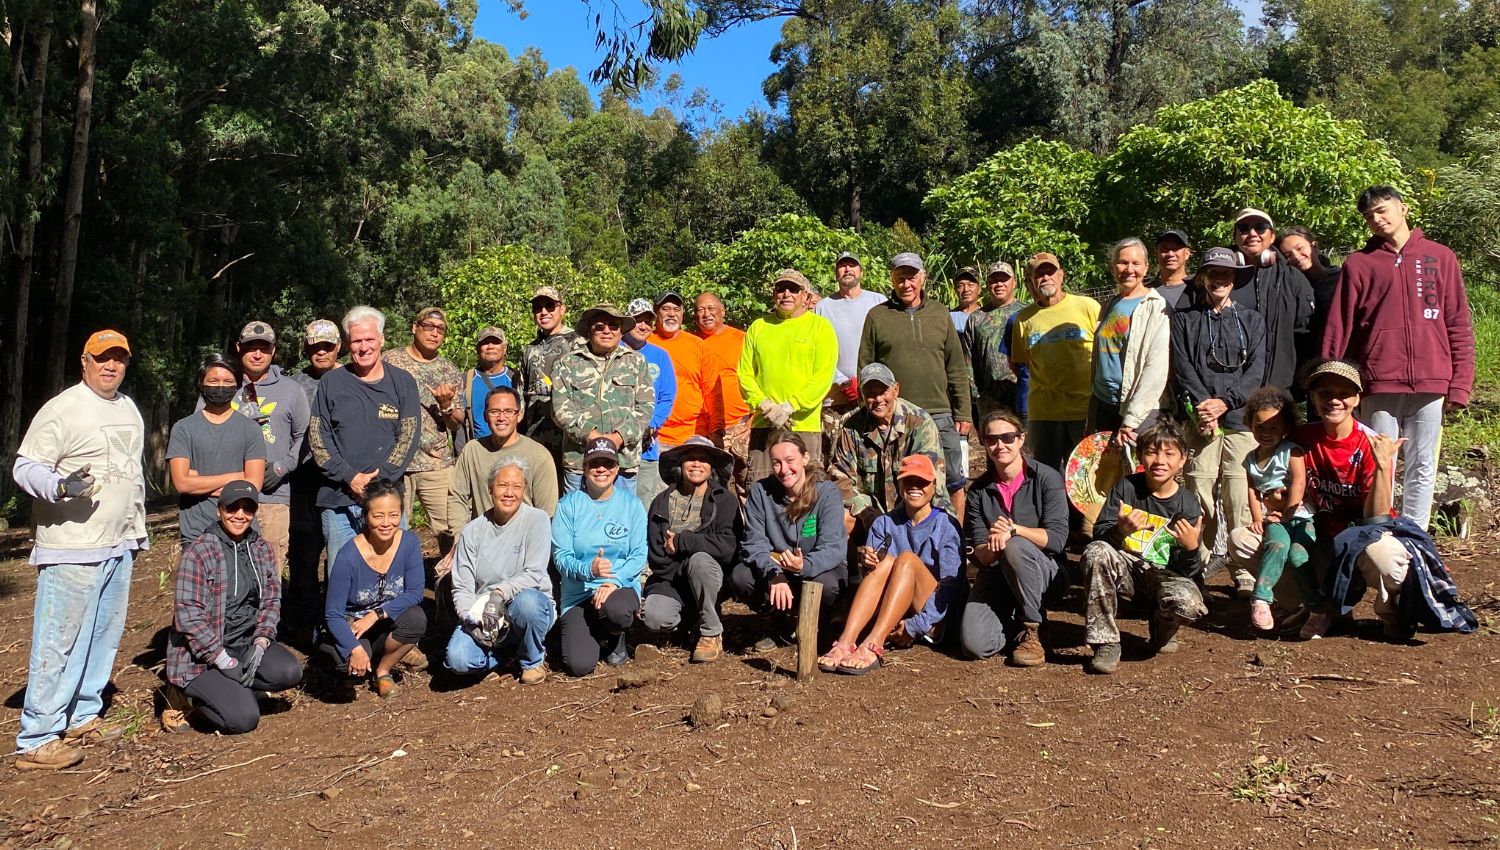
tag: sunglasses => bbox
[1235,220,1272,235]
[980,432,1024,446]
[223,502,258,516]
[589,321,620,332]
[773,282,804,294]
[531,300,561,312]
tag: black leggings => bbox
[317,606,428,674]
[728,564,846,617]
[557,588,640,677]
[184,643,303,734]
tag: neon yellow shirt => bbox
[739,310,838,432]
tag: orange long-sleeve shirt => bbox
[650,329,726,446]
[695,324,749,426]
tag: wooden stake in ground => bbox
[795,581,823,681]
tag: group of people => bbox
[10,185,1479,770]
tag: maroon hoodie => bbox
[1320,228,1475,406]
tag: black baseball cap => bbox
[218,480,260,507]
[1156,229,1192,248]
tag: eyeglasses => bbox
[1235,220,1272,235]
[487,407,521,418]
[980,432,1023,446]
[417,321,448,335]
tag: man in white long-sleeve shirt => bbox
[11,330,148,769]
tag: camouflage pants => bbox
[1081,541,1207,646]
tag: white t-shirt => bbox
[814,289,888,384]
[18,382,148,554]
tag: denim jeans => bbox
[18,552,134,752]
[1362,392,1444,530]
[321,504,364,568]
[444,587,556,673]
[562,470,638,497]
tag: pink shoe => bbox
[1249,600,1274,631]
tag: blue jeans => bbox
[19,552,134,752]
[321,504,364,567]
[443,587,556,673]
[561,470,638,497]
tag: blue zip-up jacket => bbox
[625,340,677,462]
[552,484,648,612]
[1327,517,1478,638]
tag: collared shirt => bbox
[829,398,951,517]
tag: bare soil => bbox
[1,520,1497,850]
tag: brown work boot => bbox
[399,647,429,672]
[691,635,723,664]
[519,665,546,686]
[160,683,195,734]
[1009,622,1046,668]
[16,739,83,771]
[63,715,128,743]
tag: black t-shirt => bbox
[1093,472,1203,576]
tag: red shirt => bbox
[1294,421,1389,537]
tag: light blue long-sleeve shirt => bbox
[551,484,648,612]
[624,340,676,462]
[867,505,964,637]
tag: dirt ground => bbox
[1,513,1497,850]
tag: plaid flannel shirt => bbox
[165,527,280,687]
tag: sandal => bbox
[374,674,398,699]
[837,642,884,676]
[818,640,856,673]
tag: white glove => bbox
[466,591,508,648]
[760,399,793,429]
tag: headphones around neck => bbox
[1235,248,1277,268]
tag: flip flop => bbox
[818,640,856,673]
[837,643,884,676]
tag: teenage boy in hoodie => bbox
[859,253,974,517]
[163,481,304,735]
[642,436,743,663]
[1321,186,1475,531]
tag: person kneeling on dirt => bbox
[445,458,556,686]
[1081,421,1208,674]
[552,437,648,675]
[730,432,849,652]
[163,481,304,734]
[818,454,963,675]
[318,479,428,698]
[959,409,1072,667]
[1270,359,1477,641]
[643,437,741,664]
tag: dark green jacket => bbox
[857,296,973,423]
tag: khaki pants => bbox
[1185,428,1256,566]
[405,467,455,552]
[257,503,291,571]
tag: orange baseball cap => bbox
[83,329,131,357]
[897,454,938,483]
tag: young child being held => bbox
[1233,387,1322,634]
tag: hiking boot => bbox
[752,636,778,653]
[15,739,83,771]
[1086,643,1121,675]
[1231,569,1256,599]
[604,634,630,667]
[1299,610,1334,640]
[64,715,128,743]
[374,674,398,698]
[1009,622,1046,668]
[691,635,723,664]
[1249,600,1274,632]
[399,647,429,672]
[519,665,546,686]
[1150,616,1182,655]
[160,684,195,734]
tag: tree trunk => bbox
[849,181,861,231]
[44,0,98,398]
[1,22,52,487]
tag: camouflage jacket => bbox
[551,339,655,472]
[829,397,952,517]
[970,302,1026,406]
[519,328,577,445]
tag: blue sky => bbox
[474,1,1263,121]
[474,2,786,119]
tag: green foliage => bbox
[925,140,1102,289]
[675,214,873,326]
[1426,115,1500,285]
[437,245,630,371]
[1101,80,1411,252]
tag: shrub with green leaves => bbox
[437,245,630,369]
[675,214,874,327]
[1101,79,1411,253]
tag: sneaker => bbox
[15,739,83,771]
[1249,600,1274,632]
[1231,569,1256,599]
[1202,553,1230,579]
[519,666,546,686]
[160,684,195,734]
[1150,616,1182,655]
[1087,643,1121,674]
[399,647,429,672]
[604,634,630,667]
[63,715,128,743]
[1299,610,1333,640]
[1009,622,1046,668]
[752,636,778,653]
[691,635,723,664]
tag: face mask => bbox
[201,385,237,406]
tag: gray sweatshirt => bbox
[450,503,554,619]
